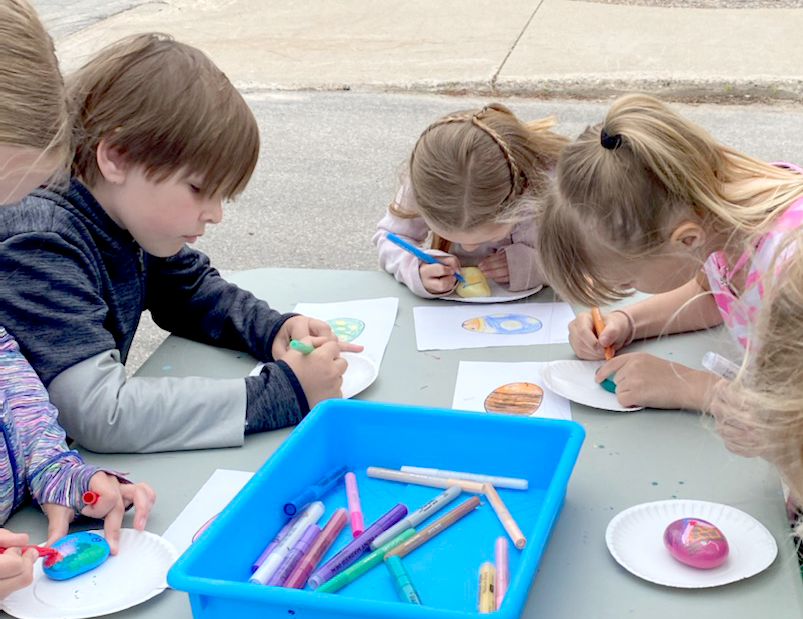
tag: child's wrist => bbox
[609,309,636,346]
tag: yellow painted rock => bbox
[456,266,491,298]
[484,382,544,415]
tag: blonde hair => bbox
[538,93,803,306]
[397,103,566,251]
[724,229,803,530]
[0,0,70,166]
[69,33,259,199]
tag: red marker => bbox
[0,546,62,567]
[83,491,99,506]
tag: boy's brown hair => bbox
[69,33,259,199]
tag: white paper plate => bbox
[444,281,543,303]
[541,359,643,412]
[605,500,778,588]
[1,530,178,619]
[341,353,379,399]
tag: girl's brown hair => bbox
[69,33,259,199]
[538,93,803,307]
[0,0,70,166]
[395,103,567,252]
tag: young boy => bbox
[0,33,353,454]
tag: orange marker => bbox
[592,308,613,361]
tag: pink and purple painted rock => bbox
[663,517,729,569]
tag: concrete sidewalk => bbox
[38,0,803,101]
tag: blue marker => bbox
[385,232,466,283]
[284,464,348,516]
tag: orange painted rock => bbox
[484,382,543,415]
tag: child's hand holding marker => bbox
[273,316,363,358]
[42,474,156,555]
[0,529,38,598]
[283,337,348,407]
[384,232,466,295]
[419,255,463,295]
[569,309,634,360]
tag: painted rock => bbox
[462,314,542,335]
[326,317,365,342]
[43,531,110,581]
[456,267,491,298]
[484,382,543,415]
[663,517,729,569]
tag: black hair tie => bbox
[600,129,622,150]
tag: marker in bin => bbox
[370,485,461,550]
[307,503,408,589]
[283,464,348,516]
[344,472,364,537]
[252,516,297,572]
[267,524,320,586]
[250,502,324,585]
[284,508,348,589]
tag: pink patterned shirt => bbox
[703,196,803,350]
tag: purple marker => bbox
[252,516,297,572]
[267,524,321,586]
[308,503,408,589]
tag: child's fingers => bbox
[337,341,364,353]
[120,483,157,531]
[0,530,29,549]
[595,356,628,384]
[100,499,125,555]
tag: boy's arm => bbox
[145,247,294,362]
[0,234,266,453]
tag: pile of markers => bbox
[248,463,529,612]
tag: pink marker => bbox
[495,536,508,609]
[283,507,348,589]
[345,472,364,537]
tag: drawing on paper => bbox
[484,382,544,415]
[462,313,542,335]
[326,317,365,342]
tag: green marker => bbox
[289,339,315,354]
[316,528,416,593]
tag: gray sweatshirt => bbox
[0,179,307,453]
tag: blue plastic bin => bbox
[168,399,585,619]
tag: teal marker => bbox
[385,555,422,605]
[316,529,415,593]
[289,339,315,355]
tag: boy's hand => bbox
[478,253,510,284]
[419,255,461,294]
[0,545,37,598]
[43,474,156,554]
[273,316,363,359]
[595,352,717,411]
[569,310,632,360]
[281,337,348,409]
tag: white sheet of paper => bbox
[293,297,398,367]
[413,302,575,351]
[162,469,253,557]
[452,361,572,420]
[250,297,398,379]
